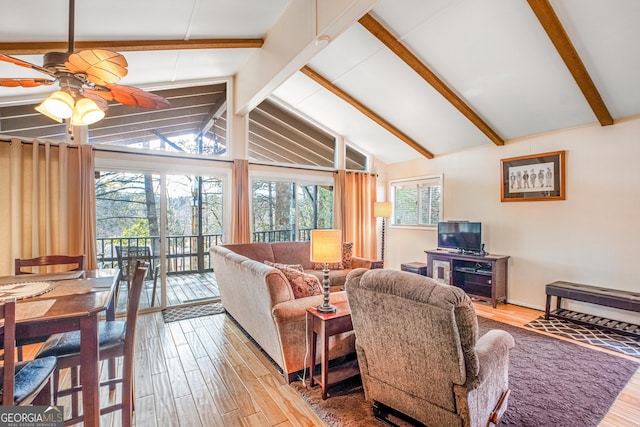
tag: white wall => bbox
[382,116,640,323]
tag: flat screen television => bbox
[437,221,482,253]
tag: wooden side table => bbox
[370,259,384,269]
[306,300,359,399]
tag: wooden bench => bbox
[545,281,640,336]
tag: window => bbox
[390,175,442,227]
[346,144,367,171]
[248,99,335,168]
[251,177,334,242]
[1,83,229,156]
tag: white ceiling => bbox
[1,0,639,164]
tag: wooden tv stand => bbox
[425,250,509,308]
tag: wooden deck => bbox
[115,272,220,312]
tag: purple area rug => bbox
[292,316,639,427]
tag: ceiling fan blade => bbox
[0,78,56,88]
[84,88,113,102]
[65,49,128,86]
[82,89,110,110]
[106,84,171,109]
[0,54,56,77]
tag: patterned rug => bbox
[526,315,640,357]
[162,300,225,323]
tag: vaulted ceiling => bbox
[1,0,638,165]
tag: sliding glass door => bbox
[95,171,161,312]
[164,174,223,307]
[96,168,225,312]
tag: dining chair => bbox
[0,298,58,406]
[13,254,86,361]
[15,254,85,275]
[115,245,159,307]
[35,261,148,426]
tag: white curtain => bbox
[0,138,96,275]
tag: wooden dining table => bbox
[0,269,119,426]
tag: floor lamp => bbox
[374,202,392,264]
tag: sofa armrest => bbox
[271,291,349,324]
[351,256,372,269]
[271,291,353,374]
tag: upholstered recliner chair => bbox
[345,268,515,427]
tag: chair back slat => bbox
[121,261,148,419]
[1,299,17,405]
[15,255,85,275]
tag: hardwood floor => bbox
[26,302,639,426]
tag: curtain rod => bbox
[92,146,234,164]
[0,138,375,175]
[0,137,80,149]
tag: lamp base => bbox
[316,303,337,314]
[317,265,336,313]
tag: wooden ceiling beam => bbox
[0,38,263,55]
[527,0,613,126]
[300,66,434,159]
[358,13,504,147]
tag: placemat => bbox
[0,281,56,302]
[0,270,83,286]
[45,280,103,297]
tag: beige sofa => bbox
[220,241,376,291]
[210,241,375,382]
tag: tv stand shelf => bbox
[425,250,510,308]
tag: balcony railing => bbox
[97,234,223,274]
[97,228,316,274]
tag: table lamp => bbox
[310,229,342,313]
[374,201,392,263]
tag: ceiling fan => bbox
[0,0,171,126]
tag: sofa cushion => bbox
[271,241,314,269]
[222,243,275,263]
[277,267,322,299]
[264,260,304,272]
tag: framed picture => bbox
[501,150,565,202]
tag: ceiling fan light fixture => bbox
[35,102,64,123]
[41,90,74,119]
[71,97,105,125]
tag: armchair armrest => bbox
[475,330,515,382]
[453,329,515,425]
[465,329,515,390]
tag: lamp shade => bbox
[374,201,392,218]
[71,97,105,126]
[36,90,75,121]
[310,229,342,263]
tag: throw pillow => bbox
[264,260,304,272]
[342,242,353,269]
[277,267,322,299]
